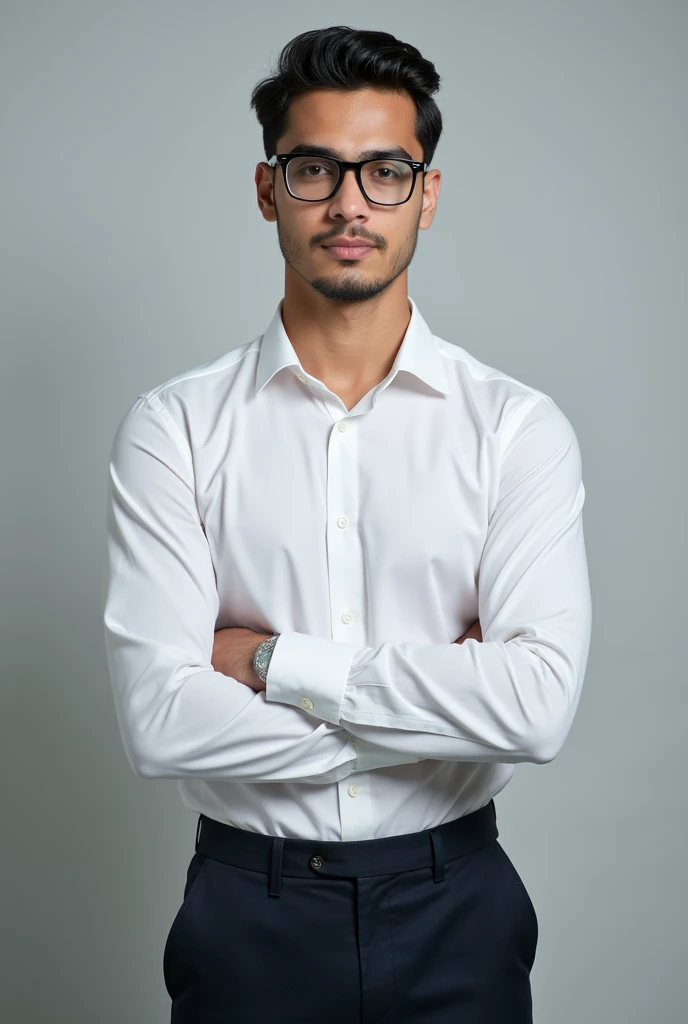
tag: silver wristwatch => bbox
[253,632,280,683]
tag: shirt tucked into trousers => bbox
[102,296,592,1022]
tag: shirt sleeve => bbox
[265,394,592,765]
[102,394,420,782]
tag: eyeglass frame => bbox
[268,152,428,206]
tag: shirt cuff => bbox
[264,630,358,725]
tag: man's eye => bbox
[309,164,336,176]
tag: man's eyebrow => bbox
[287,142,417,162]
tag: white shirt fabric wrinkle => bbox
[102,296,592,841]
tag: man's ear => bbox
[255,162,278,223]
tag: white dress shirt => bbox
[102,296,591,841]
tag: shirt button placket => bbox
[326,414,374,840]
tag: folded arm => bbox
[265,394,592,765]
[102,394,417,783]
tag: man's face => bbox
[255,87,441,303]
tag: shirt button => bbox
[348,784,358,797]
[301,697,314,710]
[337,516,349,528]
[338,421,347,432]
[341,611,353,624]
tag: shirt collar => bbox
[254,296,451,398]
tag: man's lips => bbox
[322,240,377,259]
[322,239,376,247]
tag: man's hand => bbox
[454,619,482,644]
[211,627,274,691]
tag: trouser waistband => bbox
[194,799,499,898]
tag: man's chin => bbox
[309,275,390,302]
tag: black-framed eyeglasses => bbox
[269,152,427,206]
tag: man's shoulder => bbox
[111,336,263,457]
[140,336,262,406]
[434,332,557,442]
[436,334,546,402]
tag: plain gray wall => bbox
[1,2,685,1021]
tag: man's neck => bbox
[279,282,412,401]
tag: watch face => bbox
[254,635,278,681]
[254,640,271,680]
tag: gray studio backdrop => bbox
[1,2,685,1022]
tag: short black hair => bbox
[249,25,443,167]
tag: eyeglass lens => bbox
[285,156,415,204]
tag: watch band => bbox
[253,632,280,683]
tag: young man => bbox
[103,24,591,1023]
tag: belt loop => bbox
[195,814,203,852]
[268,837,285,898]
[430,828,445,883]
